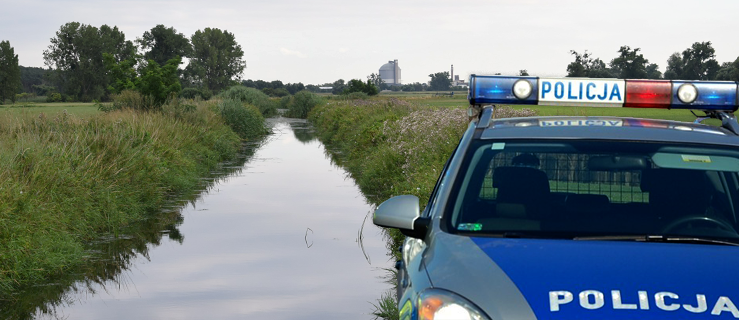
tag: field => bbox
[377,91,715,123]
[0,102,99,117]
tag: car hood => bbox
[424,234,739,320]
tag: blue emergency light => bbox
[468,75,739,111]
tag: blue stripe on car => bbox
[472,237,739,319]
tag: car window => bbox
[448,140,739,240]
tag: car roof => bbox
[477,116,739,147]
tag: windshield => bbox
[447,140,739,241]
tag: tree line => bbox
[1,23,245,103]
[566,42,739,81]
[4,31,739,104]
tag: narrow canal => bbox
[31,118,393,319]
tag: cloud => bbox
[338,48,349,53]
[280,47,306,58]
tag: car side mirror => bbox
[373,195,430,239]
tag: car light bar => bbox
[468,75,739,111]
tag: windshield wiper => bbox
[574,235,739,246]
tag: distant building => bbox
[453,75,468,87]
[451,64,467,87]
[379,60,401,85]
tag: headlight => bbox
[418,289,490,320]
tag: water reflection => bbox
[288,119,317,144]
[9,118,390,320]
[1,139,261,320]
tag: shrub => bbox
[219,86,278,117]
[217,98,269,139]
[346,92,369,100]
[179,87,200,100]
[46,92,62,102]
[271,88,290,97]
[179,87,211,100]
[343,79,379,96]
[286,90,323,119]
[279,95,292,109]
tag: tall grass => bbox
[0,100,247,298]
[219,86,278,117]
[218,99,269,139]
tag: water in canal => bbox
[16,118,393,319]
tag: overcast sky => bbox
[2,0,739,85]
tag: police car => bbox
[374,75,739,320]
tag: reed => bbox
[0,100,249,298]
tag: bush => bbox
[46,92,62,102]
[286,90,323,119]
[345,92,368,100]
[219,86,278,117]
[218,98,269,139]
[271,88,290,97]
[279,95,292,109]
[179,87,212,100]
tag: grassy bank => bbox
[0,99,265,300]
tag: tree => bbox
[137,25,192,67]
[19,66,48,93]
[367,72,387,91]
[401,82,425,92]
[136,57,182,106]
[331,79,346,95]
[305,84,319,93]
[103,54,137,94]
[343,79,378,95]
[0,41,21,103]
[285,82,305,94]
[566,50,616,78]
[664,52,683,80]
[645,63,662,79]
[715,57,739,82]
[43,22,135,101]
[254,80,270,90]
[185,28,246,93]
[609,46,650,79]
[681,41,720,80]
[270,80,284,89]
[428,72,451,91]
[242,79,256,88]
[665,42,721,80]
[105,53,183,107]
